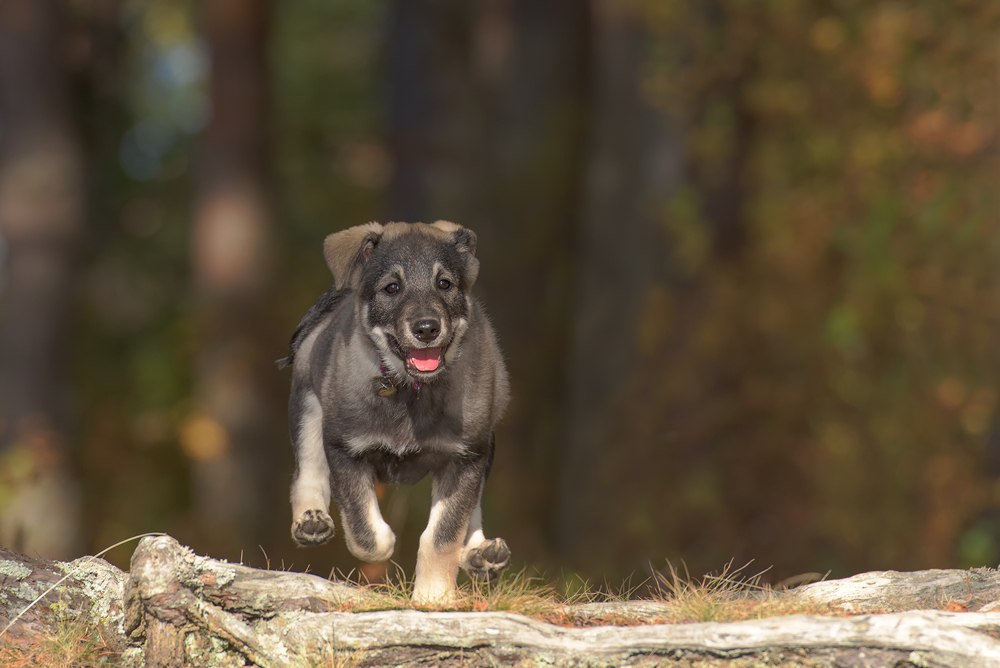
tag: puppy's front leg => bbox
[459,500,510,583]
[413,455,486,604]
[290,388,335,546]
[459,433,510,582]
[326,445,396,563]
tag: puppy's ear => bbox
[432,220,479,287]
[323,222,383,289]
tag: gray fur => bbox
[284,221,510,601]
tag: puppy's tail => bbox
[276,283,346,372]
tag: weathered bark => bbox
[120,547,1000,667]
[0,546,127,650]
[123,536,1000,666]
[7,535,1000,667]
[789,567,1000,613]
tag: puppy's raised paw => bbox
[462,537,510,582]
[292,509,335,547]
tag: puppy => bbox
[279,221,510,602]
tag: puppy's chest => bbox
[341,392,465,457]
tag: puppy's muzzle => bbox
[399,317,448,375]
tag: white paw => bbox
[412,578,458,605]
[345,520,396,562]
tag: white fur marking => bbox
[413,484,465,603]
[345,434,420,457]
[462,501,486,554]
[342,487,396,562]
[444,317,468,365]
[290,392,330,519]
[368,323,407,378]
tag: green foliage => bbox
[10,1,998,584]
[595,1,1000,577]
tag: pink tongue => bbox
[408,347,442,372]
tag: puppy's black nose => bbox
[412,319,441,343]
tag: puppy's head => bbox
[324,221,478,382]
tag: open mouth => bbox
[387,336,446,375]
[406,347,443,373]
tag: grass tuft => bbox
[465,569,563,617]
[327,559,844,625]
[649,559,841,623]
[329,564,641,623]
[0,619,117,668]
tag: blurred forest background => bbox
[1,0,999,588]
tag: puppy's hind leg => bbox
[289,389,336,546]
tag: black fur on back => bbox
[276,284,347,369]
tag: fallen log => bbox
[5,534,1000,666]
[790,567,1000,613]
[0,545,128,652]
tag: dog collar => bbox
[377,361,421,398]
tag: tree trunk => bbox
[6,535,1000,667]
[0,0,85,559]
[467,0,592,562]
[381,0,592,562]
[189,0,277,555]
[554,1,682,565]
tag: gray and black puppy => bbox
[278,221,510,602]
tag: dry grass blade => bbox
[650,559,847,623]
[0,617,116,668]
[464,568,563,617]
[326,565,628,620]
[0,531,166,638]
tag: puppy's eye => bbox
[383,282,400,295]
[436,278,452,291]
